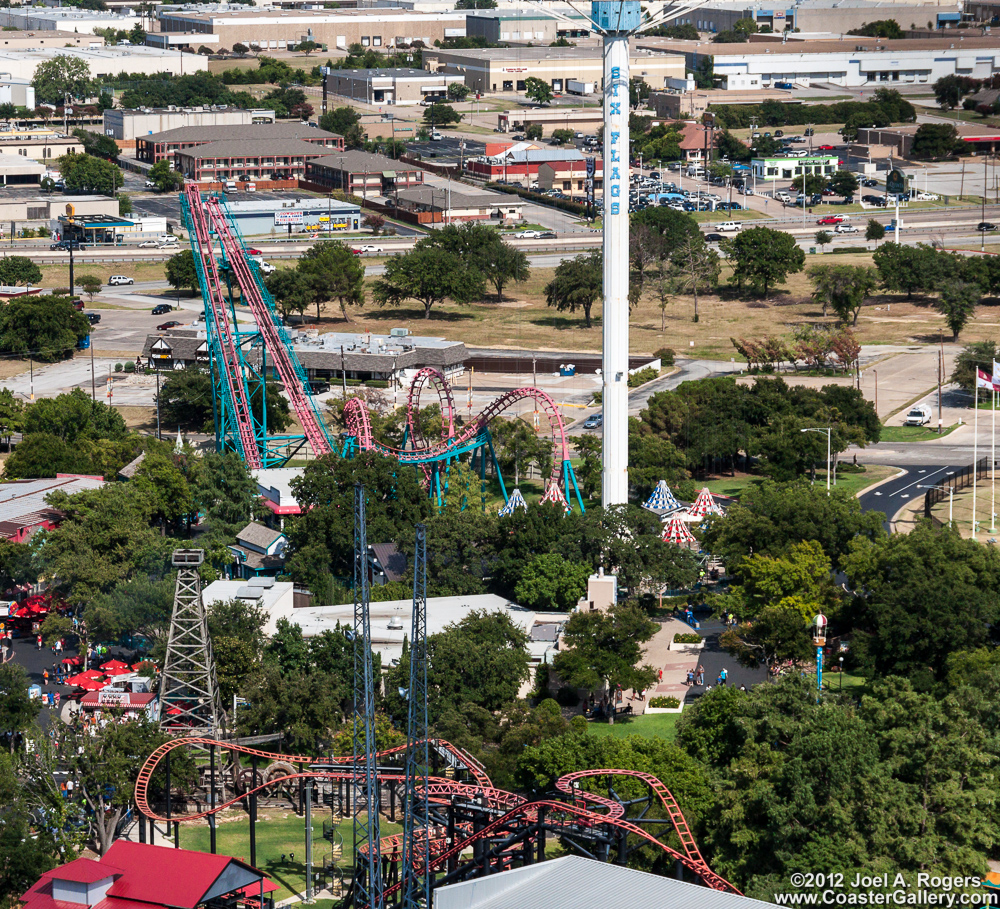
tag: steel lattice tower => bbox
[401,524,430,909]
[352,485,384,909]
[159,550,224,737]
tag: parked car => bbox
[85,313,101,325]
[978,222,997,232]
[817,216,845,225]
[914,192,939,201]
[144,179,156,188]
[308,380,331,394]
[108,275,134,285]
[834,223,859,233]
[157,320,182,331]
[862,195,887,207]
[152,304,173,315]
[774,129,784,137]
[817,144,836,151]
[583,413,603,429]
[904,404,933,426]
[774,81,793,89]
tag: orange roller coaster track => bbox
[134,736,740,897]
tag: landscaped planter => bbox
[669,640,705,652]
[646,698,685,714]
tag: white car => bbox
[515,230,542,239]
[914,192,939,201]
[137,239,159,248]
[356,244,384,254]
[144,179,156,188]
[834,223,859,233]
[716,221,743,232]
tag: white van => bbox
[904,404,932,426]
[224,180,237,191]
[774,191,792,204]
[686,164,704,177]
[244,182,257,192]
[252,257,275,275]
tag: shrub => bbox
[649,696,681,709]
[123,361,136,373]
[673,632,703,644]
[654,347,676,366]
[628,366,658,388]
[570,714,588,732]
[114,363,123,373]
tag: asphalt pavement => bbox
[857,463,959,531]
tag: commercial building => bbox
[176,136,340,184]
[465,142,603,195]
[0,30,104,50]
[0,154,45,188]
[0,125,83,163]
[22,842,277,909]
[634,35,1000,87]
[157,8,467,51]
[0,46,206,83]
[0,7,140,33]
[137,121,343,165]
[394,185,525,222]
[465,8,593,43]
[648,86,793,119]
[496,107,604,136]
[658,1,964,35]
[104,106,276,142]
[0,475,104,543]
[304,149,424,196]
[324,67,465,105]
[202,577,298,634]
[858,123,1000,155]
[750,153,840,182]
[209,196,362,235]
[424,45,686,93]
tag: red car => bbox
[157,320,182,331]
[817,144,836,150]
[817,216,844,225]
[246,247,262,255]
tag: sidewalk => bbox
[632,615,701,713]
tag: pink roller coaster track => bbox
[133,736,739,895]
[346,368,571,488]
[185,185,262,469]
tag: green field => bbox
[879,424,959,443]
[178,811,402,899]
[587,712,680,741]
[700,464,895,500]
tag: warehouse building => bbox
[0,30,104,50]
[658,0,964,35]
[634,35,1000,88]
[423,46,686,93]
[157,8,467,51]
[136,121,343,165]
[465,8,593,43]
[211,196,362,235]
[394,185,525,222]
[0,154,45,187]
[0,6,141,33]
[0,46,206,82]
[648,86,793,119]
[324,68,465,105]
[104,106,276,142]
[304,149,424,196]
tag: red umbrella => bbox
[74,678,106,692]
[65,671,104,686]
[101,659,129,673]
[61,656,81,666]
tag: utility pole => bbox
[938,334,944,434]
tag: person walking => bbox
[43,669,49,686]
[720,667,728,686]
[36,634,43,651]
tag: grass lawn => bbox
[700,465,895,500]
[879,424,959,443]
[822,669,868,692]
[587,712,680,741]
[40,261,173,289]
[692,210,770,224]
[178,810,402,899]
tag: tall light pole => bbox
[918,483,954,526]
[801,426,832,492]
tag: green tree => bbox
[790,173,826,196]
[828,170,859,199]
[950,340,1000,394]
[447,82,470,102]
[207,597,269,703]
[298,240,366,322]
[31,55,93,105]
[296,40,318,54]
[514,552,591,611]
[911,122,959,158]
[73,128,120,160]
[57,154,121,195]
[76,273,103,301]
[933,74,965,110]
[553,604,658,694]
[525,123,544,140]
[158,368,213,432]
[702,478,886,574]
[422,102,461,126]
[0,389,24,448]
[372,245,482,318]
[670,233,721,322]
[148,158,183,193]
[631,206,700,247]
[0,294,90,362]
[544,250,602,328]
[132,444,194,531]
[550,128,574,145]
[0,664,36,739]
[872,242,944,299]
[524,76,554,105]
[188,450,264,551]
[865,218,885,246]
[480,237,530,302]
[84,575,175,656]
[848,19,903,37]
[0,257,42,287]
[936,280,980,341]
[722,226,805,297]
[814,230,833,252]
[165,249,199,295]
[318,106,364,148]
[808,263,878,325]
[265,267,313,323]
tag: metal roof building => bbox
[434,856,773,909]
[0,474,104,543]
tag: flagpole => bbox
[974,376,979,541]
[993,359,997,533]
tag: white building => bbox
[0,7,142,34]
[636,35,1000,87]
[0,46,207,82]
[103,106,276,142]
[202,577,296,636]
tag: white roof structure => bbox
[499,488,528,517]
[254,467,305,516]
[644,479,680,514]
[434,856,772,909]
[687,487,725,519]
[202,577,295,636]
[289,594,536,664]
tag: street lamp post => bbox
[813,614,827,701]
[838,655,844,690]
[801,426,832,492]
[918,483,955,526]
